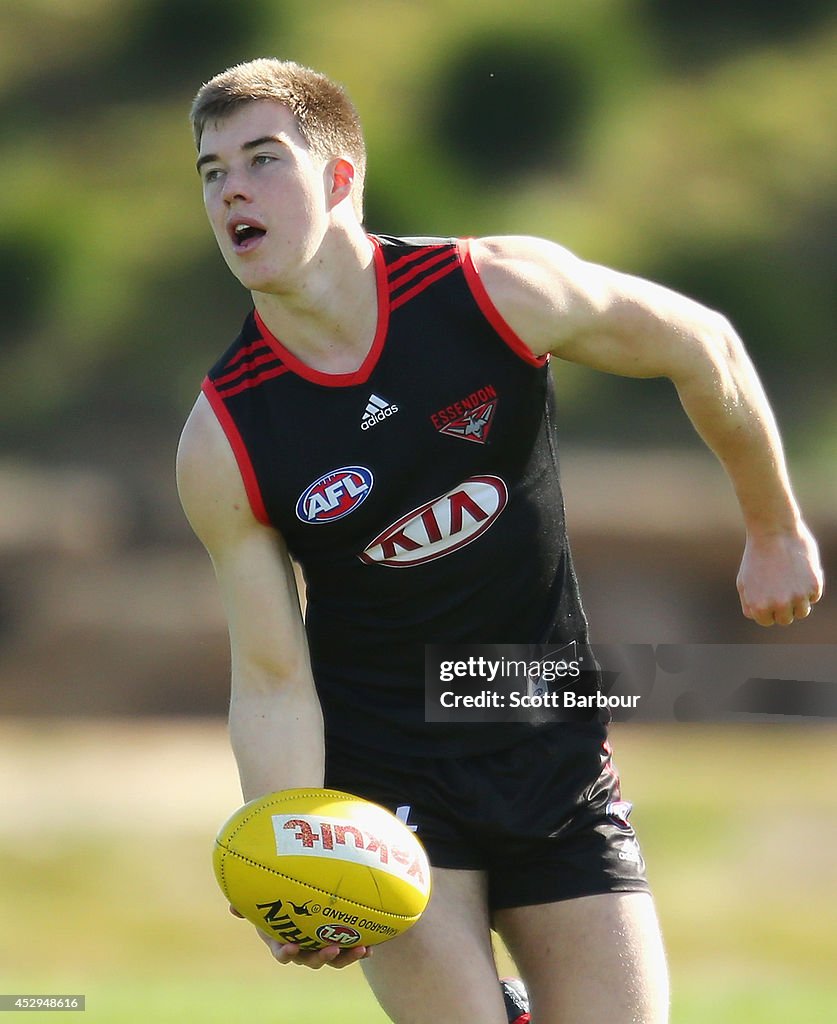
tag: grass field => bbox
[1,719,835,1022]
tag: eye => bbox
[202,167,224,184]
[252,153,277,167]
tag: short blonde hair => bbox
[191,58,366,219]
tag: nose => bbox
[221,167,250,206]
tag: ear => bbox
[327,158,355,208]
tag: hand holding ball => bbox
[213,789,431,949]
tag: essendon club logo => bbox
[296,466,374,524]
[431,385,497,445]
[438,400,497,444]
[360,476,508,567]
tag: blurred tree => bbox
[642,0,835,67]
[432,33,591,178]
[0,0,833,461]
[126,0,266,87]
[0,0,267,126]
[0,237,57,337]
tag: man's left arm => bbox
[470,235,824,626]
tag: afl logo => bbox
[360,476,507,567]
[296,466,374,524]
[316,924,363,946]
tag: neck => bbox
[253,226,378,374]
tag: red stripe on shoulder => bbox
[389,246,457,290]
[201,378,271,526]
[387,246,441,277]
[390,258,459,312]
[214,351,284,388]
[218,363,290,397]
[223,337,270,371]
[458,239,547,368]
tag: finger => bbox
[257,931,283,953]
[328,945,372,969]
[310,944,344,969]
[270,943,371,969]
[269,941,302,964]
[745,602,778,626]
[739,589,774,626]
[793,597,812,620]
[307,944,370,969]
[772,606,795,627]
[229,905,245,919]
[745,604,776,627]
[269,942,337,968]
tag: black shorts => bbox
[324,722,649,912]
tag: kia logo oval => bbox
[360,476,508,567]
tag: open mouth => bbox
[229,221,267,251]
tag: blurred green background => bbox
[1,1,835,1021]
[2,0,835,463]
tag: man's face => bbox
[197,100,329,293]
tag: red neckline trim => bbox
[253,237,390,388]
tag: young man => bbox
[177,59,823,1024]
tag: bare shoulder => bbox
[176,393,259,553]
[468,235,607,357]
[470,235,728,367]
[470,233,582,272]
[469,234,587,300]
[177,398,310,683]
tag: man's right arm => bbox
[176,393,325,798]
[177,396,370,969]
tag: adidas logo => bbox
[361,393,399,431]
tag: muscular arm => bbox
[176,394,324,797]
[177,397,368,969]
[470,235,824,626]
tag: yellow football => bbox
[213,788,431,949]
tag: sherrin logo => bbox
[360,475,508,567]
[296,466,374,524]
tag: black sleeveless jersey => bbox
[203,235,593,755]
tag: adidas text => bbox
[361,394,399,430]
